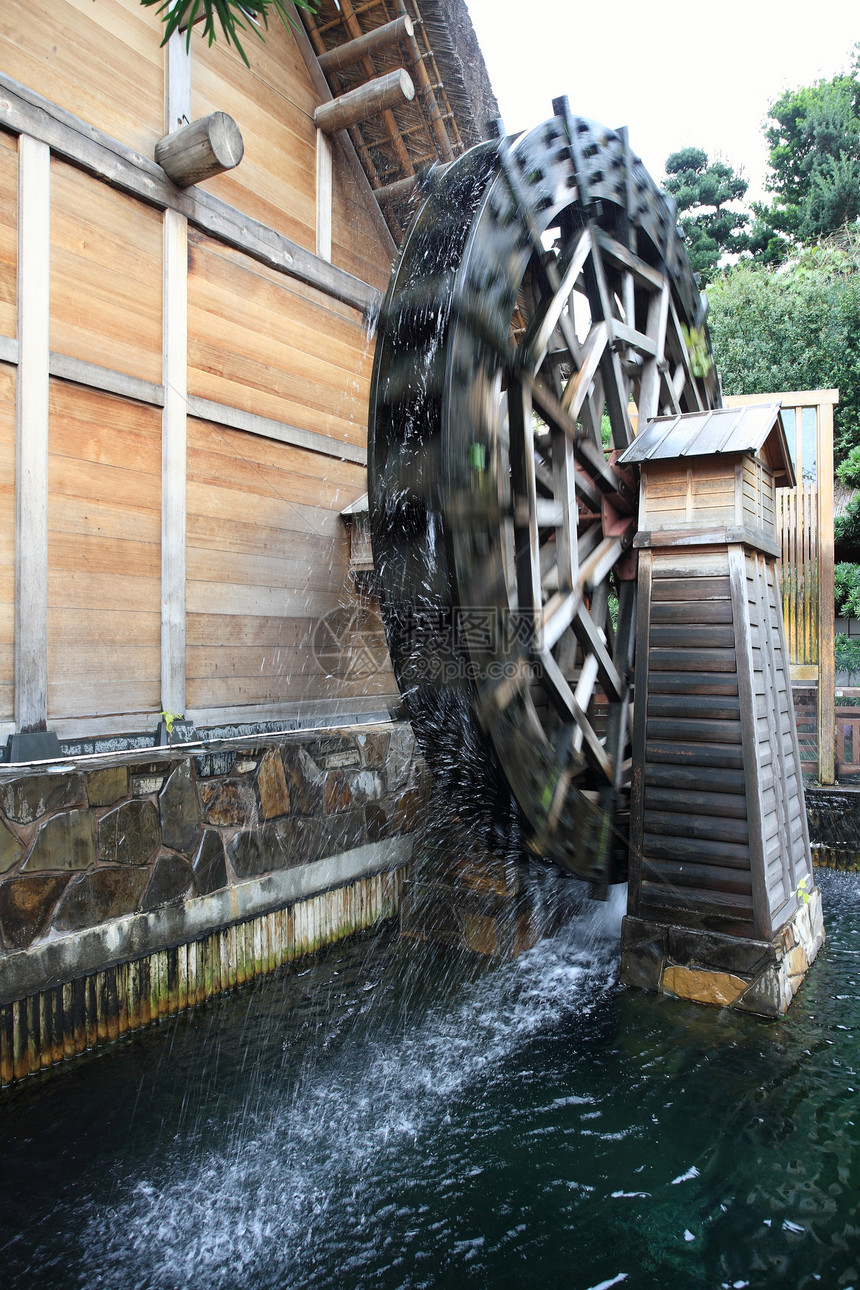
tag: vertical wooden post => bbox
[161,27,189,721]
[166,28,192,132]
[316,130,333,262]
[161,207,187,719]
[818,400,836,783]
[15,135,50,733]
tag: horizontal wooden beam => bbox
[187,395,367,465]
[314,69,414,134]
[155,112,244,188]
[48,352,165,406]
[724,390,839,408]
[0,71,382,316]
[375,174,419,206]
[317,15,414,73]
[0,336,366,464]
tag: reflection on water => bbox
[1,870,859,1290]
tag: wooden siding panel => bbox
[330,147,394,293]
[187,233,374,448]
[0,364,15,719]
[191,21,318,252]
[47,382,161,720]
[186,417,391,711]
[0,0,163,155]
[51,161,162,384]
[0,132,16,340]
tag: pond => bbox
[1,868,858,1290]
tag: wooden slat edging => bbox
[728,544,770,938]
[15,134,50,732]
[0,72,381,315]
[818,400,836,783]
[627,549,652,908]
[0,336,18,365]
[161,208,187,718]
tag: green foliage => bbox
[663,147,749,281]
[141,0,316,67]
[835,563,860,616]
[836,632,860,681]
[835,497,860,560]
[707,229,860,466]
[752,52,860,251]
[681,325,714,379]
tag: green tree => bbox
[141,0,316,66]
[707,228,860,461]
[752,53,860,253]
[663,147,750,281]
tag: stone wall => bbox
[806,785,860,870]
[0,721,425,1085]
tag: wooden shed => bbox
[619,403,813,945]
[0,0,495,757]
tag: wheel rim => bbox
[369,102,719,882]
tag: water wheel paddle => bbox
[368,100,719,885]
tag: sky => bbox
[464,0,858,202]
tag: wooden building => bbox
[0,0,496,755]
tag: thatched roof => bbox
[300,0,499,240]
[419,0,499,148]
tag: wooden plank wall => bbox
[187,232,373,451]
[0,133,16,340]
[191,18,393,289]
[634,548,756,937]
[50,160,163,384]
[0,1,398,738]
[0,366,14,722]
[0,0,164,156]
[47,383,161,719]
[187,417,394,710]
[744,549,806,928]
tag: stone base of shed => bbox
[619,886,825,1018]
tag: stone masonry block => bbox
[324,771,352,814]
[199,780,257,827]
[23,809,96,872]
[281,745,324,815]
[159,763,200,854]
[0,773,84,825]
[0,873,68,949]
[229,823,290,879]
[52,867,150,932]
[0,818,23,874]
[98,800,160,867]
[384,725,416,788]
[356,729,389,768]
[141,854,195,910]
[86,766,128,808]
[256,748,290,820]
[193,829,228,895]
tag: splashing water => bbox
[2,870,860,1290]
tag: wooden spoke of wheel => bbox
[369,109,719,882]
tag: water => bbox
[2,868,859,1290]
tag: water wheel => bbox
[368,100,719,885]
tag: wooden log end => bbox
[155,112,244,189]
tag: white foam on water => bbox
[77,894,623,1288]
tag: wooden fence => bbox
[726,391,837,783]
